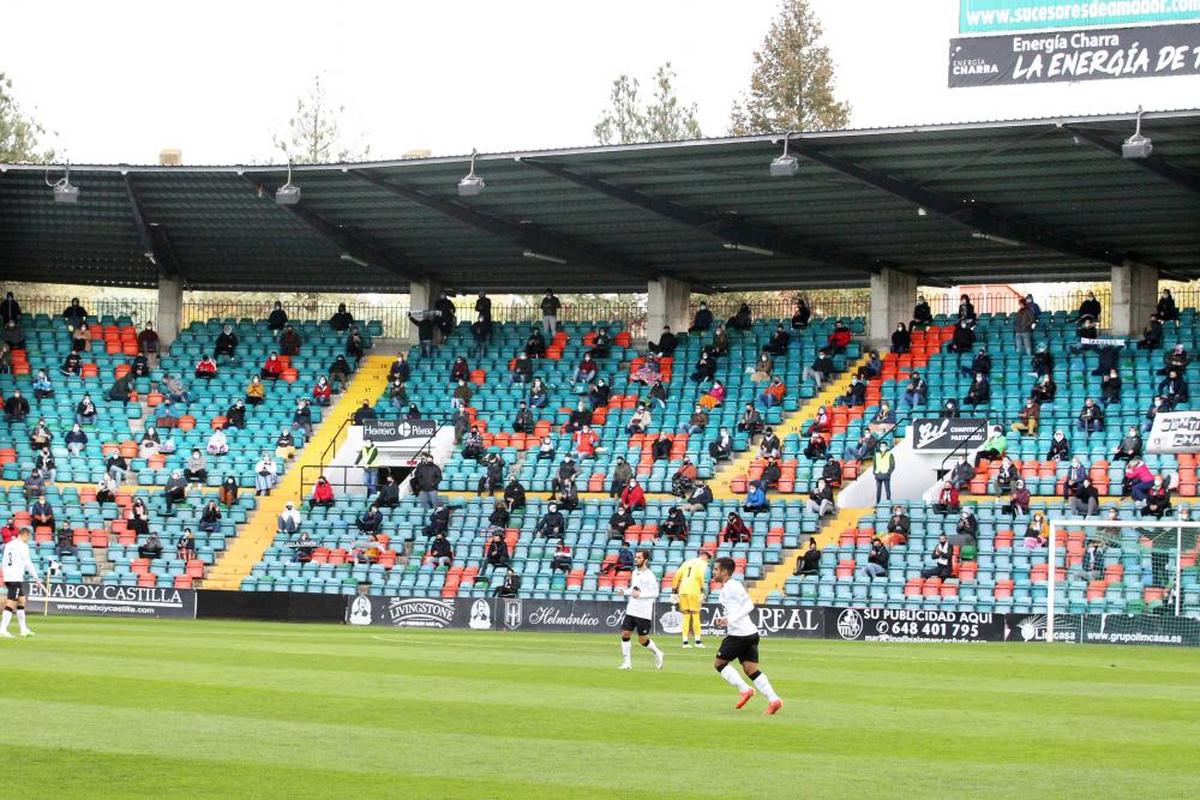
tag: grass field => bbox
[1,618,1196,798]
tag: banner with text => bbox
[960,0,1200,34]
[949,23,1200,86]
[28,583,197,619]
[359,419,439,444]
[1147,410,1200,453]
[911,418,990,452]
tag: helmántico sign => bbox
[961,0,1200,34]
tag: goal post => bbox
[1045,517,1197,645]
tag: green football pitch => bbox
[1,618,1196,799]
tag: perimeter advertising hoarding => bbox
[28,583,197,619]
[950,21,1195,85]
[949,22,1200,86]
[911,417,989,452]
[960,0,1200,34]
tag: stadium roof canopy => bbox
[1,109,1197,294]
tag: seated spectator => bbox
[1137,313,1163,350]
[312,375,334,407]
[857,538,889,580]
[861,350,883,379]
[1070,478,1100,517]
[743,480,769,514]
[682,481,713,513]
[688,301,713,333]
[608,503,635,541]
[949,459,975,491]
[932,480,960,515]
[709,427,734,461]
[826,319,851,353]
[948,318,975,353]
[534,436,556,462]
[759,428,782,459]
[70,322,92,353]
[138,532,164,561]
[105,452,128,484]
[478,452,505,496]
[1113,426,1142,461]
[74,393,98,425]
[1076,397,1104,433]
[805,478,834,516]
[163,471,188,514]
[711,326,731,356]
[626,403,652,436]
[30,493,55,530]
[995,456,1017,494]
[671,457,698,497]
[840,376,867,407]
[214,325,238,359]
[564,400,593,434]
[425,531,455,567]
[206,428,229,456]
[450,356,471,383]
[1157,288,1179,325]
[65,423,88,456]
[293,398,314,438]
[953,508,979,547]
[184,449,208,484]
[462,426,485,460]
[422,502,451,538]
[940,398,960,419]
[588,378,611,410]
[890,323,911,354]
[1046,430,1070,461]
[1158,369,1189,409]
[331,302,354,332]
[57,352,80,379]
[723,511,752,543]
[357,505,383,534]
[867,403,896,437]
[751,353,774,383]
[550,541,573,573]
[1023,512,1048,548]
[177,529,197,561]
[198,500,222,533]
[964,373,990,407]
[1100,368,1122,408]
[494,567,522,598]
[657,507,689,543]
[1006,479,1031,517]
[680,405,709,435]
[920,534,953,579]
[279,325,301,356]
[22,469,45,502]
[842,433,875,463]
[308,476,335,510]
[484,530,511,570]
[803,431,828,461]
[760,456,781,489]
[528,378,549,409]
[245,375,265,405]
[651,433,673,462]
[737,403,764,437]
[621,478,646,511]
[1011,399,1040,436]
[899,371,927,410]
[218,475,239,507]
[793,538,821,576]
[525,328,547,359]
[973,426,1007,469]
[757,375,786,411]
[688,353,715,384]
[511,401,535,434]
[376,475,400,508]
[698,380,726,410]
[255,453,278,496]
[1142,476,1171,518]
[1124,458,1155,501]
[274,428,296,462]
[162,373,191,404]
[329,355,352,391]
[802,348,835,388]
[277,502,301,534]
[648,378,669,409]
[727,303,752,332]
[536,504,566,539]
[603,541,635,574]
[885,505,910,546]
[225,399,247,430]
[557,478,580,512]
[509,352,533,385]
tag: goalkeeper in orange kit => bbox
[671,549,711,647]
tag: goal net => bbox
[1040,517,1200,646]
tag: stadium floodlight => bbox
[522,250,567,265]
[971,231,1021,248]
[275,159,301,205]
[1122,106,1153,160]
[723,242,775,257]
[458,149,485,197]
[47,162,79,204]
[769,132,799,178]
[339,254,368,268]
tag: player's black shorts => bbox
[718,633,760,664]
[4,582,25,601]
[621,614,651,636]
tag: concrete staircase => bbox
[202,355,393,590]
[710,355,869,500]
[749,505,864,603]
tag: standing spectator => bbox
[356,439,379,495]
[163,471,188,514]
[540,289,561,337]
[255,453,278,496]
[791,298,811,330]
[412,454,443,508]
[873,441,895,504]
[1100,368,1122,408]
[1014,298,1035,355]
[857,538,889,580]
[0,291,20,325]
[1156,288,1179,326]
[214,325,238,360]
[609,456,633,498]
[267,301,288,332]
[688,301,713,333]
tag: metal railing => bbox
[912,287,1200,330]
[12,296,158,325]
[938,419,992,477]
[180,301,411,337]
[688,293,869,322]
[300,416,443,496]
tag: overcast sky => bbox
[5,0,1197,164]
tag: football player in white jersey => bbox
[711,557,782,714]
[617,549,664,670]
[2,527,43,638]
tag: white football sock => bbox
[0,609,10,632]
[644,639,662,657]
[620,640,632,661]
[720,665,751,692]
[16,610,28,633]
[752,672,780,703]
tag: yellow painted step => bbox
[749,505,865,603]
[710,355,869,501]
[203,355,394,590]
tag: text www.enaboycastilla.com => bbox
[50,603,156,615]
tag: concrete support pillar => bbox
[156,273,183,350]
[407,279,444,345]
[646,277,690,344]
[1111,261,1158,337]
[868,268,918,347]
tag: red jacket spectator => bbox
[195,357,217,378]
[722,513,752,543]
[574,428,599,457]
[827,327,851,351]
[0,519,18,544]
[262,354,284,379]
[310,478,335,507]
[1126,461,1154,485]
[620,481,646,510]
[312,380,332,403]
[761,380,785,405]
